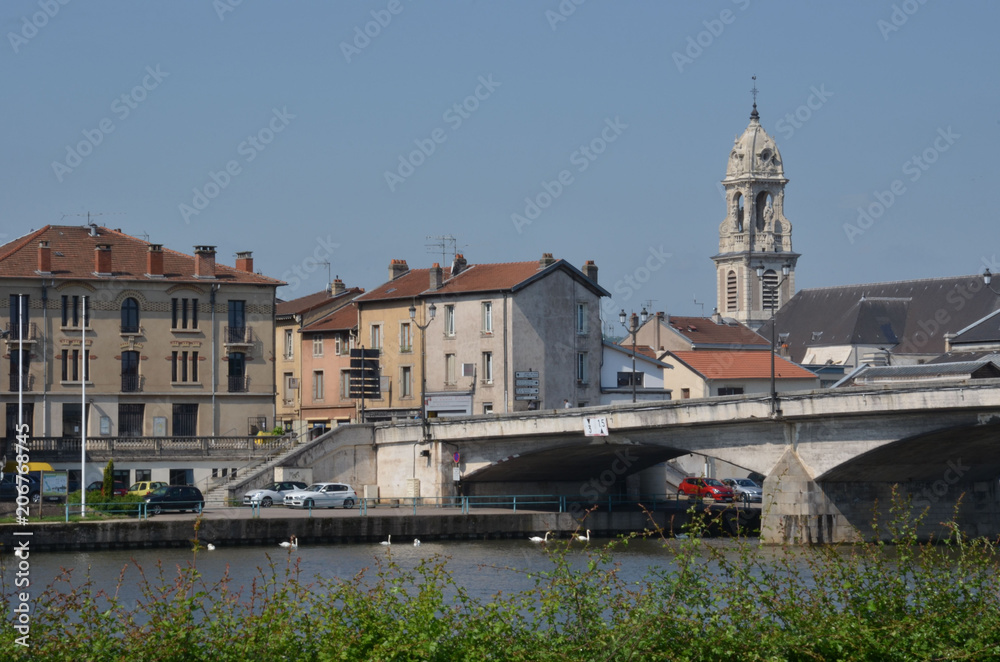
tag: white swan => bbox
[207,543,216,551]
[575,530,590,542]
[279,535,298,549]
[380,535,391,546]
[528,531,551,543]
[413,538,421,546]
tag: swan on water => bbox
[413,538,421,546]
[380,535,392,546]
[207,543,216,551]
[528,531,551,543]
[279,535,298,549]
[576,530,590,542]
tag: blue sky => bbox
[2,1,996,330]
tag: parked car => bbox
[0,474,41,503]
[677,477,735,502]
[721,477,763,504]
[128,481,168,497]
[144,485,205,515]
[284,482,357,509]
[243,481,308,507]
[86,480,128,497]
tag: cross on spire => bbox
[750,74,760,120]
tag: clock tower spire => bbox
[712,87,799,330]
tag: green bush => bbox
[66,490,144,517]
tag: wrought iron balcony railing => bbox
[224,326,253,345]
[121,374,142,392]
[8,373,33,391]
[228,375,249,393]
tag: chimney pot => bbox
[194,246,217,279]
[147,244,164,277]
[389,258,409,280]
[429,263,443,290]
[37,241,51,274]
[539,252,555,269]
[583,259,598,283]
[235,251,254,273]
[94,244,112,275]
[450,253,468,277]
[331,278,346,296]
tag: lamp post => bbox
[984,269,1000,296]
[618,308,648,403]
[409,301,436,437]
[756,263,791,417]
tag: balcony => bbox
[224,326,254,347]
[6,435,295,462]
[8,373,33,392]
[4,322,38,344]
[228,375,249,393]
[120,324,143,336]
[121,374,142,393]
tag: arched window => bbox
[755,191,773,231]
[761,269,779,311]
[121,298,140,334]
[734,193,744,232]
[726,271,738,312]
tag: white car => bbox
[722,477,763,504]
[243,481,307,507]
[283,482,357,509]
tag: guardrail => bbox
[60,500,205,522]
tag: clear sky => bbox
[2,1,997,331]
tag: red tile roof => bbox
[276,287,362,317]
[666,315,769,347]
[0,225,283,286]
[668,350,817,380]
[301,302,358,333]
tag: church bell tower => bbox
[712,90,800,330]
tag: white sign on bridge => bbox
[583,417,609,437]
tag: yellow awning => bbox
[3,461,54,473]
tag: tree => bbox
[102,459,115,500]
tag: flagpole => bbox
[81,295,86,517]
[17,294,24,449]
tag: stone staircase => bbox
[200,433,314,505]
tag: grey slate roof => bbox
[761,275,1000,363]
[950,308,1000,345]
[846,359,1000,385]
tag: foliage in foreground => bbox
[2,493,1000,661]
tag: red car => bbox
[87,480,128,497]
[678,477,735,502]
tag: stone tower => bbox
[712,101,800,330]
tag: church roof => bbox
[950,308,1000,345]
[760,275,1000,363]
[726,106,785,180]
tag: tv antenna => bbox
[61,211,125,234]
[693,295,705,317]
[425,235,463,265]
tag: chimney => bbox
[389,258,409,280]
[451,253,467,277]
[235,251,254,273]
[147,244,164,277]
[583,260,598,283]
[194,246,216,279]
[944,332,954,353]
[655,311,664,351]
[94,244,112,275]
[539,252,556,269]
[330,278,346,296]
[429,263,443,291]
[712,307,723,324]
[37,241,51,274]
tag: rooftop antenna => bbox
[692,295,705,317]
[640,299,657,313]
[750,74,759,120]
[61,211,124,236]
[426,235,458,265]
[320,260,332,287]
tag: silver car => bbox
[243,481,307,507]
[283,482,357,509]
[722,477,763,504]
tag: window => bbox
[335,334,344,356]
[169,469,194,486]
[59,349,88,383]
[119,404,144,437]
[313,334,324,357]
[761,269,779,310]
[284,329,294,359]
[9,294,29,340]
[718,387,744,396]
[576,303,587,334]
[121,297,140,334]
[482,403,493,414]
[135,469,151,482]
[62,402,85,436]
[172,404,197,436]
[444,305,455,336]
[171,298,198,329]
[340,370,351,399]
[617,371,644,387]
[481,302,493,333]
[576,352,588,384]
[726,271,738,312]
[121,350,140,392]
[10,350,30,391]
[481,352,493,384]
[681,388,691,400]
[61,295,88,327]
[283,372,295,403]
[228,352,246,392]
[445,353,457,385]
[400,322,412,352]
[401,366,412,398]
[171,352,198,383]
[370,324,382,350]
[313,370,324,401]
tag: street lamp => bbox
[409,301,437,436]
[618,307,648,403]
[983,269,1000,296]
[756,263,791,417]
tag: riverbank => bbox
[0,503,760,552]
